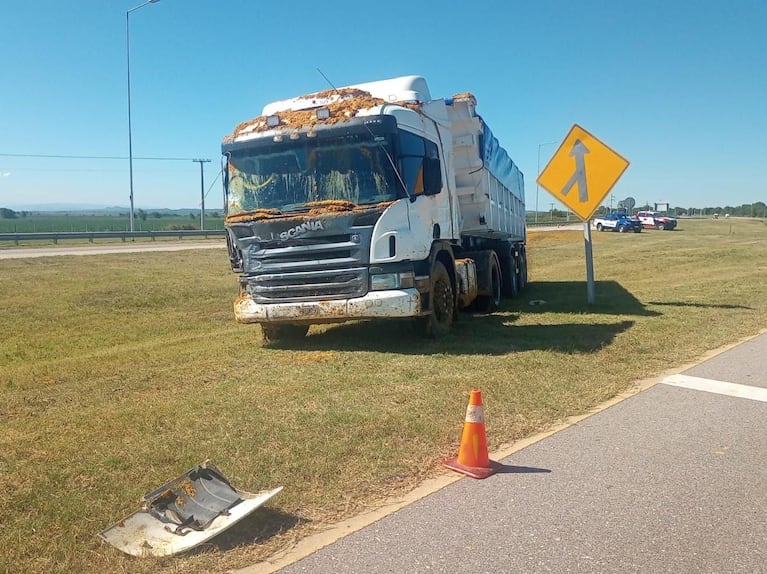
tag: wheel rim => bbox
[519,260,527,289]
[433,277,453,327]
[491,266,501,307]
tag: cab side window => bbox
[398,131,442,197]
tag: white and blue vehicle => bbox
[593,212,643,233]
[221,76,527,343]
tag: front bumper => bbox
[233,288,423,324]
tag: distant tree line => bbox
[527,201,767,224]
[0,208,28,219]
[596,201,767,218]
[2,203,764,223]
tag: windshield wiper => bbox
[364,134,410,201]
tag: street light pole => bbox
[193,159,211,230]
[126,0,161,233]
[536,141,557,224]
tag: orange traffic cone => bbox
[444,388,502,479]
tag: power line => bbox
[204,165,223,200]
[0,167,126,173]
[0,152,203,161]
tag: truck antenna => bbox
[316,68,339,93]
[315,68,410,200]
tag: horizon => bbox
[2,202,763,216]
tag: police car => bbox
[592,213,643,233]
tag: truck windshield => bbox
[226,134,401,213]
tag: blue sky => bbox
[1,0,765,211]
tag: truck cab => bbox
[221,76,526,343]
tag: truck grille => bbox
[242,233,371,303]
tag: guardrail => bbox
[0,229,227,246]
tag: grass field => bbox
[0,214,225,233]
[1,218,766,574]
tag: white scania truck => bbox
[221,76,527,343]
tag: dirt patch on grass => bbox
[527,230,581,244]
[294,351,336,364]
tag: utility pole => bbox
[126,0,162,232]
[536,141,557,224]
[193,159,211,230]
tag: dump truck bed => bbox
[446,94,525,241]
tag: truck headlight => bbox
[370,271,415,291]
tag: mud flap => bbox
[98,461,282,557]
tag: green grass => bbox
[1,218,766,573]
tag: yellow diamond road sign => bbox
[536,124,630,221]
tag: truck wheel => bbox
[518,252,528,290]
[425,261,454,338]
[596,223,603,231]
[261,324,309,345]
[618,224,627,233]
[475,256,501,312]
[501,255,519,298]
[656,223,665,230]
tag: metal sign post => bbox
[536,124,630,305]
[583,221,595,304]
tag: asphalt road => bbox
[242,332,767,574]
[0,241,224,259]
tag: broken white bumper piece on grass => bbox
[99,461,282,557]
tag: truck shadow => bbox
[272,280,651,355]
[287,316,635,356]
[521,280,660,316]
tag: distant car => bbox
[593,213,643,233]
[635,210,677,230]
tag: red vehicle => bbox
[635,210,677,230]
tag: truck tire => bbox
[500,255,519,298]
[656,222,665,230]
[618,224,628,233]
[517,251,528,291]
[474,256,501,312]
[424,261,454,338]
[596,223,603,231]
[261,324,309,345]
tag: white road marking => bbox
[662,374,767,403]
